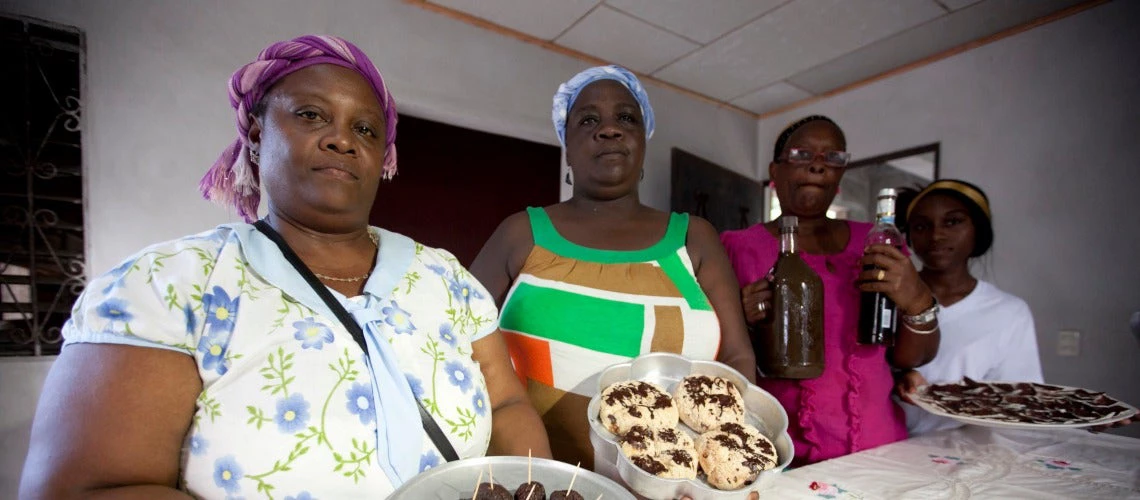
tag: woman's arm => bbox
[859,244,940,368]
[471,331,552,458]
[688,217,758,384]
[469,212,533,308]
[19,344,201,499]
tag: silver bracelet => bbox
[904,321,939,335]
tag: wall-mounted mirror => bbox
[765,143,940,223]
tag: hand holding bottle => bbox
[741,278,774,325]
[857,244,932,315]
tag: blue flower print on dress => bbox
[472,388,489,417]
[406,373,425,400]
[426,263,448,276]
[292,318,334,350]
[419,450,441,472]
[213,455,243,494]
[344,382,376,425]
[381,300,416,335]
[284,493,315,500]
[96,298,133,323]
[445,360,473,393]
[202,286,240,335]
[275,393,311,434]
[448,279,484,307]
[184,303,198,335]
[197,332,230,375]
[438,323,458,348]
[101,258,136,294]
[190,434,209,456]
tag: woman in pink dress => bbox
[720,116,941,466]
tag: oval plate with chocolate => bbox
[911,377,1138,430]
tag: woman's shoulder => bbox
[97,226,236,278]
[973,280,1032,314]
[720,221,768,241]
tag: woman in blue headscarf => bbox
[470,65,756,468]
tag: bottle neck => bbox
[780,230,797,255]
[874,196,897,226]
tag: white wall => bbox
[759,1,1140,437]
[0,0,757,493]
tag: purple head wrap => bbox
[199,35,399,222]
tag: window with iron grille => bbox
[0,15,85,356]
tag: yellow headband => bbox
[906,180,991,221]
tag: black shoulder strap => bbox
[253,220,460,462]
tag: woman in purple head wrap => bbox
[21,35,549,499]
[469,66,756,469]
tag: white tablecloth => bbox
[763,426,1140,499]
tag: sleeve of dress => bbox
[61,237,213,356]
[440,249,501,342]
[988,299,1044,383]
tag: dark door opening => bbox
[371,115,560,266]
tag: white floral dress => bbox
[63,223,497,499]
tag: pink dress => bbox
[720,221,907,466]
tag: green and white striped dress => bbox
[500,207,721,468]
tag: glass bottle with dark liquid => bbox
[858,188,904,345]
[755,216,824,379]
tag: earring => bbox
[249,149,260,165]
[565,170,573,185]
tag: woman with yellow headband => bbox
[894,179,1043,434]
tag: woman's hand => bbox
[894,370,928,405]
[858,244,931,315]
[741,278,773,326]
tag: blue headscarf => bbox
[551,65,656,147]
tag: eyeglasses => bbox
[780,148,851,168]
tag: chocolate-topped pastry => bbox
[618,424,657,458]
[474,482,512,500]
[514,481,546,500]
[672,375,746,433]
[548,490,584,500]
[695,422,778,490]
[598,381,678,435]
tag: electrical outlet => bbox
[1057,330,1081,357]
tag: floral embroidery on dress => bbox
[214,456,244,494]
[274,393,312,433]
[293,318,335,350]
[344,382,376,425]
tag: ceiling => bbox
[414,0,1095,117]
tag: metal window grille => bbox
[0,15,85,356]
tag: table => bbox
[763,426,1140,499]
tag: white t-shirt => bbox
[904,280,1044,435]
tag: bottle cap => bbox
[877,187,898,198]
[779,215,799,232]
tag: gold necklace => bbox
[313,230,379,283]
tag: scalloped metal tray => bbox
[390,455,636,499]
[587,353,793,500]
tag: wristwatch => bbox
[902,296,940,326]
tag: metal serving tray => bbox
[390,455,636,499]
[587,353,793,500]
